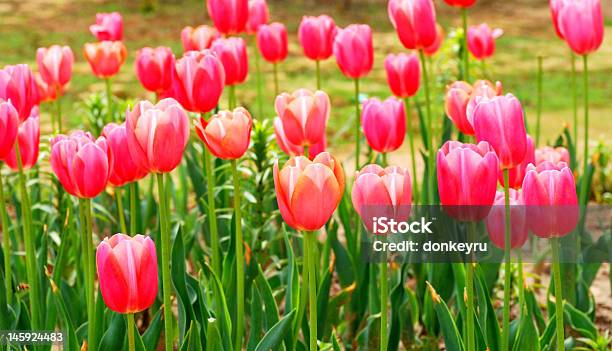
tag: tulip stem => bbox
[105,78,113,123]
[306,230,318,351]
[203,141,220,277]
[551,237,565,351]
[381,152,388,167]
[0,166,13,305]
[116,187,127,234]
[466,222,476,351]
[273,63,280,98]
[380,252,388,351]
[535,56,543,146]
[80,198,96,349]
[501,168,512,351]
[354,78,361,171]
[129,182,137,235]
[579,55,590,209]
[156,173,174,351]
[571,52,578,147]
[418,50,435,205]
[231,160,245,351]
[293,234,309,349]
[228,85,237,110]
[56,87,63,134]
[403,98,419,204]
[254,44,264,120]
[517,249,525,308]
[462,8,469,82]
[127,313,135,351]
[315,60,321,90]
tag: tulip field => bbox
[0,0,611,350]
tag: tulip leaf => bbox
[254,309,296,351]
[563,302,598,340]
[247,284,263,351]
[142,308,163,351]
[205,262,233,351]
[206,318,224,351]
[254,263,279,329]
[426,282,465,351]
[171,225,196,343]
[98,312,126,351]
[512,312,541,351]
[50,279,80,351]
[317,253,334,338]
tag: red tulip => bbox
[558,0,603,55]
[0,100,19,160]
[0,64,38,121]
[83,41,128,78]
[90,12,123,41]
[125,99,190,174]
[437,141,499,221]
[207,0,249,35]
[181,25,219,52]
[384,53,420,98]
[444,0,477,8]
[388,0,437,50]
[50,131,113,199]
[361,97,406,153]
[499,135,535,189]
[210,38,249,86]
[4,114,40,171]
[96,234,158,314]
[36,45,74,94]
[333,24,374,79]
[273,152,345,231]
[522,162,579,237]
[298,15,337,61]
[423,24,444,56]
[135,47,175,94]
[170,50,225,114]
[195,107,253,160]
[257,23,289,64]
[467,23,503,60]
[486,189,528,249]
[247,0,270,34]
[273,117,326,160]
[352,164,412,234]
[473,94,527,169]
[549,0,570,39]
[102,123,149,187]
[535,146,570,167]
[275,89,330,147]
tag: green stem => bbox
[306,231,318,351]
[105,78,113,123]
[156,173,174,351]
[203,141,220,276]
[518,249,525,309]
[462,8,469,82]
[56,88,63,134]
[49,101,57,134]
[466,222,477,351]
[0,166,13,305]
[315,60,321,90]
[571,53,578,146]
[579,55,589,207]
[129,182,137,235]
[83,198,96,349]
[381,152,388,168]
[127,313,135,351]
[502,169,511,351]
[380,255,388,351]
[116,187,127,234]
[231,160,244,351]
[551,238,565,351]
[419,50,435,205]
[481,59,487,79]
[293,235,309,349]
[254,43,264,120]
[403,98,419,204]
[354,78,361,171]
[535,56,543,146]
[273,63,280,98]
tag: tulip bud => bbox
[388,0,438,50]
[4,114,40,171]
[558,0,603,55]
[467,24,503,60]
[333,24,374,79]
[181,25,219,52]
[486,190,528,249]
[384,53,420,98]
[0,64,38,121]
[257,23,289,64]
[247,0,270,34]
[275,89,330,147]
[207,0,249,35]
[135,47,175,95]
[0,100,19,160]
[83,41,128,78]
[90,12,123,41]
[499,135,535,189]
[273,117,326,160]
[102,123,149,187]
[361,97,406,153]
[36,45,74,94]
[298,15,337,61]
[210,37,249,86]
[195,107,253,160]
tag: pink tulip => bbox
[384,53,420,98]
[473,94,527,169]
[170,50,225,114]
[247,0,270,34]
[465,80,503,125]
[210,38,249,86]
[486,190,528,249]
[102,123,149,187]
[333,24,374,79]
[50,131,113,199]
[195,107,253,160]
[4,114,39,171]
[444,0,477,8]
[423,24,444,56]
[467,23,503,60]
[388,0,437,50]
[181,25,219,52]
[535,146,570,167]
[298,15,337,61]
[275,89,330,147]
[36,45,74,94]
[499,135,535,189]
[90,12,123,41]
[361,97,406,153]
[445,81,474,135]
[135,47,175,95]
[549,0,570,39]
[207,0,249,35]
[97,234,158,314]
[34,73,57,102]
[83,41,127,78]
[558,0,604,55]
[0,64,38,121]
[273,117,326,160]
[352,164,412,234]
[522,162,579,237]
[0,100,19,160]
[125,99,189,174]
[257,23,289,64]
[273,152,345,231]
[437,141,499,221]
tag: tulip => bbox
[0,100,19,160]
[384,53,420,98]
[207,0,249,35]
[34,74,57,103]
[274,89,330,147]
[36,45,74,94]
[195,107,253,160]
[102,123,148,187]
[170,50,225,114]
[181,25,219,52]
[96,234,158,313]
[135,47,175,95]
[361,97,405,154]
[257,22,288,64]
[247,0,269,34]
[388,0,438,50]
[499,135,535,189]
[535,146,570,167]
[90,12,123,41]
[125,98,190,174]
[473,94,527,170]
[298,15,337,61]
[558,0,603,56]
[549,0,570,39]
[467,23,503,60]
[333,24,373,79]
[444,0,476,7]
[50,131,113,199]
[83,41,128,78]
[4,114,40,171]
[423,24,444,56]
[0,64,38,121]
[211,38,249,87]
[445,81,474,135]
[486,190,528,249]
[465,80,503,125]
[273,117,326,160]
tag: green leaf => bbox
[317,256,334,338]
[50,279,80,351]
[563,302,598,340]
[142,308,163,351]
[206,318,224,351]
[255,309,296,351]
[512,312,541,351]
[98,312,127,351]
[427,282,465,351]
[254,263,279,329]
